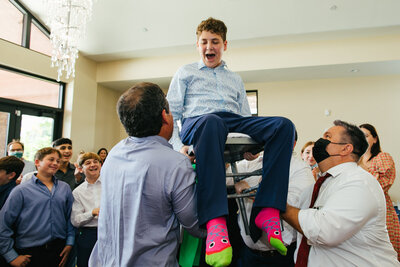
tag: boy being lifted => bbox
[167,17,294,267]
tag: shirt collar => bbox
[32,174,57,185]
[130,135,172,149]
[84,176,101,188]
[322,162,357,179]
[197,60,227,70]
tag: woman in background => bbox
[301,141,318,180]
[97,148,108,165]
[360,123,400,260]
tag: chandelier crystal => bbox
[44,0,94,81]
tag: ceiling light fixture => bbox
[44,0,94,81]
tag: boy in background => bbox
[71,152,102,267]
[0,147,75,267]
[52,138,84,190]
[0,156,24,209]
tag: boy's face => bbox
[0,170,15,186]
[81,158,101,179]
[197,31,227,69]
[55,143,73,163]
[35,152,61,177]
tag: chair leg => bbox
[231,162,250,235]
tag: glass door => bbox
[0,100,62,158]
[20,114,54,161]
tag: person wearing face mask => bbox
[7,140,36,176]
[359,123,400,260]
[281,120,399,266]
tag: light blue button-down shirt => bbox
[0,176,75,263]
[89,136,205,267]
[167,60,251,150]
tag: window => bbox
[0,0,24,45]
[0,67,62,108]
[30,21,52,56]
[246,90,258,116]
[0,66,64,158]
[0,0,51,56]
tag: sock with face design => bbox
[205,217,232,267]
[255,207,287,256]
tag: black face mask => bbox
[313,138,347,163]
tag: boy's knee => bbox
[199,114,225,128]
[276,117,294,133]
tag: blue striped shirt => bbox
[0,175,75,263]
[167,60,251,150]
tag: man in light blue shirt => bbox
[167,17,295,266]
[89,82,205,267]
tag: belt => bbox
[27,238,65,251]
[79,227,98,233]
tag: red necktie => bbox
[295,173,332,267]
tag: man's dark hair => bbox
[0,156,25,180]
[117,82,169,137]
[52,138,72,148]
[196,17,228,42]
[333,120,368,161]
[359,123,381,162]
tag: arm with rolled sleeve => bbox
[65,189,75,246]
[71,189,95,228]
[298,179,378,246]
[0,189,23,263]
[167,69,186,151]
[169,159,206,238]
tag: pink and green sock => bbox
[255,207,287,255]
[205,217,232,267]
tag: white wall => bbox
[247,74,400,201]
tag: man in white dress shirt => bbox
[71,152,102,267]
[282,120,399,266]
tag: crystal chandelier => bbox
[45,0,94,81]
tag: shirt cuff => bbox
[66,235,75,246]
[3,248,19,263]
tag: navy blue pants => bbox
[181,112,294,226]
[77,227,97,267]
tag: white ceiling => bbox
[19,0,400,89]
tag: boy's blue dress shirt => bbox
[0,175,75,263]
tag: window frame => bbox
[0,64,65,145]
[8,0,51,50]
[246,90,258,117]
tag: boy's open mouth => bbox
[206,53,215,60]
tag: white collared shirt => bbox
[297,162,399,266]
[235,154,315,251]
[71,177,101,228]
